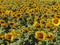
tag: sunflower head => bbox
[5,10,11,15]
[34,16,39,21]
[45,23,52,30]
[8,21,14,26]
[10,12,17,18]
[4,33,14,41]
[22,27,28,32]
[0,34,4,39]
[40,19,46,24]
[11,24,19,28]
[0,20,5,24]
[47,32,54,40]
[52,18,60,26]
[55,15,60,18]
[1,23,8,28]
[35,31,46,41]
[33,21,40,28]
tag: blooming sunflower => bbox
[0,20,5,24]
[12,24,19,28]
[10,12,17,18]
[1,23,8,28]
[22,27,28,32]
[47,32,54,40]
[33,21,40,28]
[25,7,30,13]
[55,15,60,19]
[40,19,46,24]
[45,23,52,30]
[4,33,14,41]
[35,31,46,41]
[52,18,60,26]
[5,10,11,15]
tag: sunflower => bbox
[29,8,35,13]
[41,14,48,18]
[33,21,40,28]
[8,21,15,27]
[15,13,21,18]
[10,29,21,38]
[34,16,39,21]
[35,31,46,41]
[11,24,19,28]
[40,23,44,29]
[0,20,5,24]
[4,33,14,41]
[55,15,60,19]
[10,12,17,18]
[0,34,4,39]
[22,27,28,32]
[27,29,32,33]
[40,19,46,24]
[1,23,8,28]
[29,13,34,16]
[52,18,60,26]
[5,10,11,15]
[47,32,54,40]
[46,18,51,23]
[45,23,51,30]
[35,6,41,12]
[19,8,24,13]
[0,10,5,14]
[25,7,30,13]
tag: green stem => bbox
[56,30,58,45]
[46,40,48,45]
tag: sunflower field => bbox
[0,0,60,45]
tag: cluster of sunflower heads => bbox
[0,29,21,42]
[0,0,60,45]
[35,31,54,41]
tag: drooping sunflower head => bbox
[52,18,60,26]
[35,31,46,41]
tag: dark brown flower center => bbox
[53,19,58,24]
[38,33,43,39]
[7,35,12,40]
